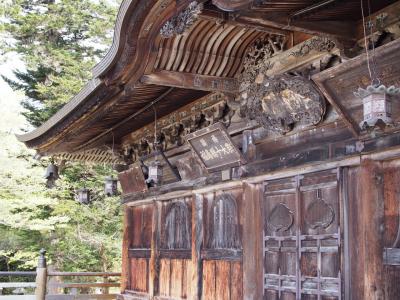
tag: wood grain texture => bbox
[159,259,170,297]
[170,259,183,298]
[359,159,385,300]
[202,260,216,300]
[242,183,263,300]
[215,261,230,300]
[121,207,132,292]
[130,258,148,293]
[231,262,243,300]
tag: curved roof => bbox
[17,0,394,157]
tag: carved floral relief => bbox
[160,1,203,38]
[237,37,326,134]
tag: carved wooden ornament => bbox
[268,203,294,232]
[240,74,326,134]
[160,1,203,38]
[305,190,335,229]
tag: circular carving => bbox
[305,197,335,229]
[239,73,326,134]
[268,203,294,232]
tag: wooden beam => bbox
[236,12,357,42]
[199,9,289,36]
[141,70,239,93]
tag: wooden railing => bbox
[0,250,120,300]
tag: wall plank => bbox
[231,262,243,300]
[159,259,170,296]
[202,260,216,300]
[170,259,183,298]
[216,261,230,300]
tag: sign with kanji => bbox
[186,122,246,172]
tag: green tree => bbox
[0,0,123,273]
[0,0,119,127]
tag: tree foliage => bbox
[0,0,123,273]
[1,0,119,127]
[0,129,123,272]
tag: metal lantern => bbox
[44,162,59,188]
[355,85,400,130]
[76,188,91,204]
[147,160,163,186]
[104,176,118,196]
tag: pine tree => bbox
[1,0,120,127]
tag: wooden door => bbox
[201,189,244,300]
[263,169,342,300]
[158,197,192,299]
[128,204,153,294]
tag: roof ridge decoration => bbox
[160,1,203,38]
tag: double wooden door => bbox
[263,169,342,300]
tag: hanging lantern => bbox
[147,160,163,186]
[104,176,118,196]
[355,85,400,130]
[76,188,91,204]
[44,162,59,188]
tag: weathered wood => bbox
[128,249,151,259]
[129,258,148,293]
[237,12,356,41]
[215,261,230,300]
[200,249,242,261]
[121,207,132,292]
[231,262,243,300]
[313,38,400,136]
[359,160,386,299]
[158,259,170,297]
[158,250,191,260]
[118,166,148,195]
[186,122,246,172]
[202,260,216,300]
[35,252,47,300]
[190,194,203,300]
[169,260,183,298]
[141,71,238,94]
[242,183,263,300]
[148,203,158,298]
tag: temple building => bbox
[17,0,400,299]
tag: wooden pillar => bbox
[242,183,263,300]
[358,159,385,300]
[35,249,47,300]
[120,206,132,293]
[149,202,159,297]
[189,194,203,300]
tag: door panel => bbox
[264,169,342,300]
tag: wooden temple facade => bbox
[17,0,400,299]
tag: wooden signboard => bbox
[118,163,148,195]
[186,122,246,172]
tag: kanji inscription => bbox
[186,123,245,172]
